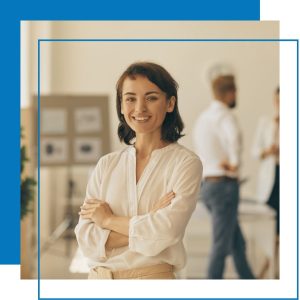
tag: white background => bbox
[3,0,299,299]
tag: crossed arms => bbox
[78,191,175,251]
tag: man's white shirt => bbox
[193,99,242,178]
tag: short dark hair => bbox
[212,75,236,99]
[116,62,184,145]
[276,86,280,95]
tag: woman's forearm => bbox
[105,231,128,251]
[85,192,174,236]
[104,215,130,236]
[102,192,175,236]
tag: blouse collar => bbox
[128,142,178,157]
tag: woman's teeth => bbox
[134,117,150,121]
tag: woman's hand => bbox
[79,199,113,228]
[151,191,175,213]
[261,144,279,159]
[269,144,279,156]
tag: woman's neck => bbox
[134,134,170,158]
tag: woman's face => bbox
[121,75,175,136]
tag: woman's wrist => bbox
[103,215,130,236]
[103,215,114,230]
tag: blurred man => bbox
[193,71,255,279]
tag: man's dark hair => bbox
[116,62,184,145]
[212,75,236,99]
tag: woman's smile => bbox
[132,115,151,122]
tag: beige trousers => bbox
[88,263,175,279]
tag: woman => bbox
[75,62,203,279]
[252,87,280,235]
[252,87,280,278]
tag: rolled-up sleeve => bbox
[128,155,203,257]
[75,219,110,261]
[74,157,111,261]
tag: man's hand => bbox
[220,160,238,172]
[79,199,113,228]
[151,191,175,213]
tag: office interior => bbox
[20,21,279,279]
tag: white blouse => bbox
[252,116,279,203]
[74,142,203,272]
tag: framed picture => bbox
[41,108,67,134]
[74,137,101,163]
[37,95,110,166]
[40,137,68,164]
[74,107,101,133]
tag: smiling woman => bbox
[74,62,203,280]
[116,62,184,145]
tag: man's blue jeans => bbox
[201,178,255,279]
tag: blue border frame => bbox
[37,38,299,300]
[17,0,260,21]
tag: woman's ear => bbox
[167,96,176,112]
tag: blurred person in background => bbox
[75,62,202,280]
[252,87,280,235]
[193,67,255,279]
[252,87,280,277]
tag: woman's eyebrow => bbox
[123,91,160,96]
[123,92,136,96]
[145,91,160,95]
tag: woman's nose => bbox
[135,99,147,112]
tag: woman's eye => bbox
[125,97,135,102]
[146,97,158,101]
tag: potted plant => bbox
[21,127,36,219]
